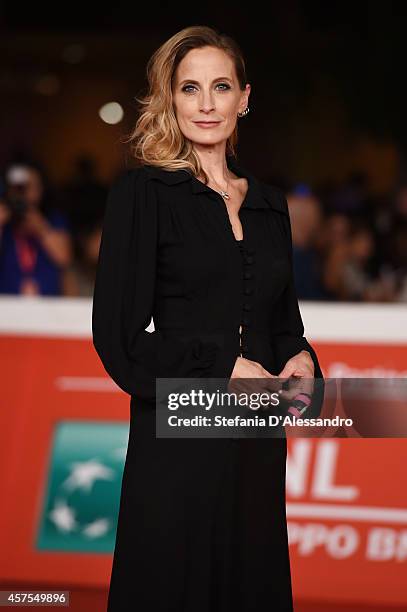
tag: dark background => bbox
[2,1,406,190]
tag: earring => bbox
[237,107,250,118]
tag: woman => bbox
[92,26,324,611]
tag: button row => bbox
[240,245,256,355]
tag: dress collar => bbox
[142,156,287,215]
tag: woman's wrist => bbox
[287,391,312,417]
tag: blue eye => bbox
[181,83,231,93]
[182,85,197,93]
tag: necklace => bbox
[209,172,231,200]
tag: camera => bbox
[2,165,31,223]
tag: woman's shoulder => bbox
[109,165,192,206]
[106,166,155,204]
[109,164,187,189]
[257,180,289,216]
[109,165,151,187]
[228,156,288,214]
[106,165,171,216]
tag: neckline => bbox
[144,158,277,211]
[191,161,251,212]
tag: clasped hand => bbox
[228,350,315,408]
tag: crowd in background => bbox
[0,155,406,302]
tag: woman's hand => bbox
[228,356,282,403]
[278,349,314,379]
[231,356,275,380]
[277,350,315,402]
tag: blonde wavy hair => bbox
[124,25,248,184]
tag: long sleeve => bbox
[271,191,325,419]
[270,189,325,416]
[92,169,237,402]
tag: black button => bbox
[245,256,254,264]
[247,248,255,255]
[243,271,253,280]
[241,316,250,326]
[243,287,253,295]
[243,303,252,311]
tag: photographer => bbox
[0,162,72,295]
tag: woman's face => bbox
[172,46,250,149]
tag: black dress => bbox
[92,155,324,611]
